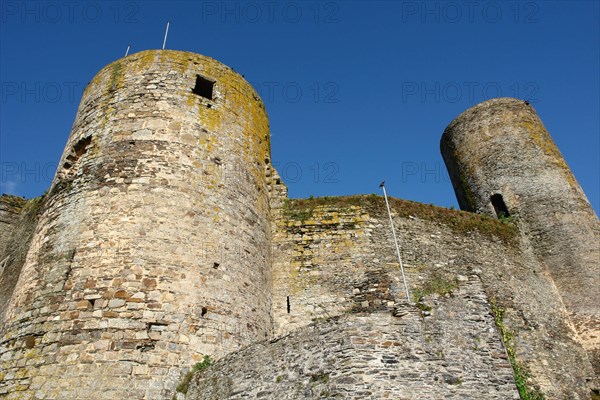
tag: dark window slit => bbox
[490,193,510,219]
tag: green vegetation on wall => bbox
[412,272,458,303]
[174,356,213,397]
[283,195,517,244]
[490,301,545,400]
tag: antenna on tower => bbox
[125,45,131,57]
[162,21,170,50]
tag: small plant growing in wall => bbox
[498,212,514,225]
[412,272,458,303]
[490,301,545,400]
[175,355,213,396]
[282,199,314,223]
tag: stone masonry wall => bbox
[441,98,600,375]
[0,195,40,320]
[187,277,520,399]
[0,50,273,399]
[0,195,26,256]
[269,195,596,399]
[1,54,597,400]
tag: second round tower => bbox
[440,98,599,375]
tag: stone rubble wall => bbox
[0,195,26,257]
[268,196,596,399]
[187,276,519,399]
[0,195,41,320]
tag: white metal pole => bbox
[162,21,170,50]
[125,45,131,57]
[381,184,411,303]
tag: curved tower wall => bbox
[0,50,272,399]
[440,98,600,372]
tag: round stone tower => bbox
[0,50,273,399]
[440,97,599,374]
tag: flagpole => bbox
[380,182,411,303]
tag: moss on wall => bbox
[284,195,517,244]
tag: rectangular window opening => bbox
[286,296,290,314]
[192,74,215,100]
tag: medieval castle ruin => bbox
[0,50,598,399]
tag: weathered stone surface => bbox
[0,195,43,320]
[0,56,597,400]
[188,278,520,399]
[0,195,26,256]
[0,50,272,399]
[441,98,600,380]
[268,195,595,399]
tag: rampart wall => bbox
[267,196,596,399]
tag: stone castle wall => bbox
[268,196,595,399]
[0,50,273,399]
[0,195,39,319]
[441,98,600,376]
[0,196,27,258]
[187,278,520,400]
[0,50,597,400]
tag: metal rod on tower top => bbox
[125,45,131,57]
[162,21,170,50]
[380,182,411,303]
[163,21,169,50]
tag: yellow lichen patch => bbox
[87,58,118,95]
[204,134,215,153]
[157,50,181,72]
[286,266,303,295]
[522,119,579,190]
[132,51,158,75]
[195,100,222,132]
[96,61,124,128]
[24,349,38,360]
[108,61,123,93]
[186,92,197,108]
[189,60,270,184]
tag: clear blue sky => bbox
[1,1,598,214]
